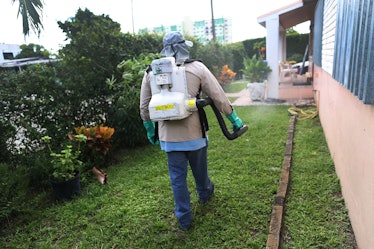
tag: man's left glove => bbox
[143,121,159,145]
[226,110,243,130]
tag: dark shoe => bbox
[199,182,214,204]
[179,223,191,231]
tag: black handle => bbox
[196,98,247,140]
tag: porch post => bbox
[265,16,282,99]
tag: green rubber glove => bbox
[226,110,243,130]
[143,121,159,145]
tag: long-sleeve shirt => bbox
[140,60,233,144]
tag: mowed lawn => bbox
[0,105,356,248]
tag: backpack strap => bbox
[196,84,209,138]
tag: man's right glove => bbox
[226,110,243,130]
[143,121,159,145]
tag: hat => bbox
[162,31,193,48]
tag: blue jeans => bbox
[167,145,213,228]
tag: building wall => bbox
[140,17,232,45]
[0,44,21,62]
[321,0,336,75]
[313,66,374,249]
[315,0,374,247]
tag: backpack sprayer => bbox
[148,57,248,140]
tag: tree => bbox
[15,43,50,59]
[57,8,162,148]
[11,0,44,36]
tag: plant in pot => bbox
[42,134,87,200]
[69,125,115,184]
[241,55,272,101]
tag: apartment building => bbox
[139,17,232,45]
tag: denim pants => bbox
[167,145,213,228]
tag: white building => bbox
[140,17,232,45]
[0,44,21,62]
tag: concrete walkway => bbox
[226,88,315,106]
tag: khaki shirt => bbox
[140,60,233,142]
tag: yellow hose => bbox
[288,106,318,120]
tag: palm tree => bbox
[11,0,44,36]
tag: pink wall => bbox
[313,66,374,249]
[279,84,314,100]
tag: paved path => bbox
[226,88,315,106]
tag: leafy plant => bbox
[69,126,115,168]
[42,134,87,182]
[241,55,272,83]
[71,126,115,155]
[213,64,237,86]
[107,53,160,148]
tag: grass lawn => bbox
[222,80,248,93]
[0,105,355,248]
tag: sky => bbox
[0,0,309,53]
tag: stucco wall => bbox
[0,44,21,62]
[313,66,374,249]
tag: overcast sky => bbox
[0,0,309,52]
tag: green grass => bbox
[282,118,357,248]
[0,106,355,248]
[222,80,248,93]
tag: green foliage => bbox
[225,42,246,79]
[57,8,125,127]
[195,41,234,72]
[42,134,87,182]
[286,33,309,62]
[57,8,163,148]
[0,63,70,152]
[0,162,29,222]
[108,53,160,147]
[242,37,266,59]
[241,55,272,83]
[12,0,44,36]
[283,118,357,248]
[15,43,50,59]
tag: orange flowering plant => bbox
[70,126,115,155]
[68,126,115,168]
[213,65,237,85]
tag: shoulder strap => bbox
[184,59,202,64]
[146,65,152,73]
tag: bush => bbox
[241,55,272,83]
[107,53,160,148]
[213,64,237,86]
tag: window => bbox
[2,52,14,60]
[332,0,374,104]
[313,0,323,67]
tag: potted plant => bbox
[241,54,272,101]
[69,125,115,184]
[42,134,87,200]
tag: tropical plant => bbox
[213,64,237,85]
[70,126,115,156]
[42,134,87,182]
[241,55,272,83]
[11,0,44,36]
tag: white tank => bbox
[149,57,196,121]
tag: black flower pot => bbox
[50,171,81,200]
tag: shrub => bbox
[241,55,272,83]
[213,64,237,86]
[107,53,160,148]
[69,126,115,168]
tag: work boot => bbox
[199,182,214,204]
